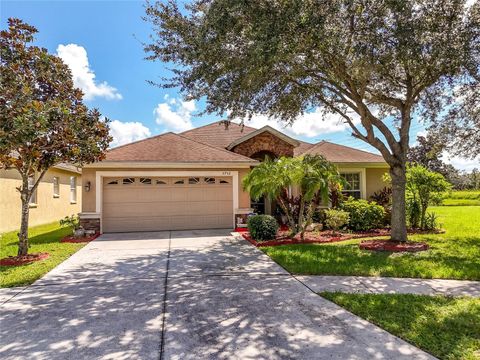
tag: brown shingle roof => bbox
[104,132,256,163]
[294,141,315,156]
[299,141,386,163]
[181,121,257,148]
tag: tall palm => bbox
[243,155,341,240]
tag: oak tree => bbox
[0,19,111,256]
[144,0,479,241]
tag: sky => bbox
[1,0,478,171]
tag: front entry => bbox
[102,176,233,232]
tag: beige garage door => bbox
[102,176,233,232]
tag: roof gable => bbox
[226,126,300,150]
[104,132,257,163]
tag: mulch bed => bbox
[240,228,439,248]
[60,233,100,243]
[0,252,50,266]
[359,240,429,252]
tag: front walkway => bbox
[297,275,480,297]
[1,230,434,359]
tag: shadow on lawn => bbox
[0,232,427,360]
[2,227,70,247]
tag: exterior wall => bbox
[0,168,82,233]
[231,132,294,158]
[366,167,390,199]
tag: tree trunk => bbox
[18,189,30,256]
[298,198,305,241]
[389,164,408,242]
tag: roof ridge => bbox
[175,132,256,161]
[108,132,174,152]
[180,120,258,135]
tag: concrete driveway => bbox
[0,230,434,360]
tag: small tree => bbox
[406,165,451,229]
[0,19,111,256]
[243,154,341,240]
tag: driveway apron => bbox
[1,230,435,360]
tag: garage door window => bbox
[204,177,216,184]
[188,177,200,184]
[219,179,230,184]
[156,179,167,185]
[140,178,152,185]
[174,179,185,184]
[107,179,119,185]
[123,178,135,185]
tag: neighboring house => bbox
[80,121,389,233]
[0,164,82,233]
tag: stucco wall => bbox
[366,167,389,199]
[0,168,82,233]
[81,167,252,214]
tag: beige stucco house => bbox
[80,121,389,234]
[0,164,82,233]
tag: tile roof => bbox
[181,121,257,148]
[299,141,386,163]
[104,132,256,163]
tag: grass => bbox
[0,222,86,288]
[442,190,480,206]
[321,292,480,360]
[263,206,480,280]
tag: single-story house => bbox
[0,164,82,233]
[80,121,389,233]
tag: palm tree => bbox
[243,154,341,240]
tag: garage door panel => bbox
[102,176,233,232]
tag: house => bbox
[80,121,389,233]
[0,164,82,233]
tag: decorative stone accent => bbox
[235,213,249,228]
[79,218,100,233]
[231,132,295,158]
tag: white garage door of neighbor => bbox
[102,176,234,232]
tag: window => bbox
[70,176,77,203]
[53,177,60,197]
[156,179,167,185]
[341,173,361,199]
[107,179,119,185]
[188,177,200,184]
[204,177,216,184]
[140,178,152,185]
[219,179,229,184]
[122,178,135,185]
[174,179,185,185]
[28,175,37,205]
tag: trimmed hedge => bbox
[247,215,279,241]
[342,198,385,231]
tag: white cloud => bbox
[444,153,480,171]
[109,120,151,147]
[153,97,195,132]
[236,108,360,139]
[57,44,122,101]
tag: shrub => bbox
[247,215,279,241]
[342,198,385,231]
[324,209,350,234]
[406,197,421,229]
[423,212,439,231]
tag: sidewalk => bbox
[296,275,480,297]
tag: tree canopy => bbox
[145,0,479,242]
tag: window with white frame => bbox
[28,175,37,205]
[53,177,60,197]
[341,173,361,199]
[70,176,77,203]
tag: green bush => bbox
[247,215,279,241]
[342,198,385,231]
[324,209,350,234]
[423,212,439,231]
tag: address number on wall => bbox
[222,171,231,176]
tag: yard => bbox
[442,190,480,206]
[322,292,480,360]
[263,206,480,280]
[0,222,85,288]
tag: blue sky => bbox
[2,0,477,170]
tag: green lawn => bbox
[321,292,480,360]
[442,190,480,206]
[0,222,85,288]
[263,206,480,280]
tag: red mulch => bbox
[359,240,429,252]
[239,228,439,248]
[0,252,50,266]
[60,233,100,243]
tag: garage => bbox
[102,176,233,232]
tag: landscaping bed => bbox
[60,233,100,243]
[241,228,438,248]
[359,240,429,252]
[0,252,50,266]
